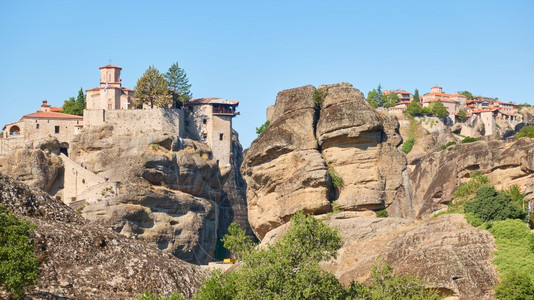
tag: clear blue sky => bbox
[1,1,533,148]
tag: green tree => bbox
[464,186,526,223]
[457,109,467,122]
[164,62,192,107]
[195,212,346,299]
[406,102,422,116]
[135,66,170,109]
[255,120,270,137]
[460,90,474,100]
[0,205,39,298]
[367,89,378,108]
[430,100,449,119]
[375,84,383,107]
[412,89,420,104]
[61,88,86,116]
[383,92,399,108]
[515,126,534,139]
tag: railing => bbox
[213,107,237,115]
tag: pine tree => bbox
[375,84,383,107]
[412,89,420,103]
[74,87,86,113]
[164,62,192,107]
[134,66,170,109]
[61,88,86,116]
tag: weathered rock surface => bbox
[262,213,499,299]
[242,83,408,239]
[409,138,534,218]
[0,173,206,299]
[69,125,223,264]
[0,138,63,193]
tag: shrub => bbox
[401,138,415,154]
[0,205,39,298]
[439,141,456,151]
[460,136,480,144]
[453,171,489,200]
[328,168,343,188]
[135,292,186,300]
[347,263,441,299]
[515,126,534,139]
[313,88,327,107]
[494,270,534,300]
[151,143,159,151]
[464,186,526,223]
[376,209,388,218]
[255,120,270,136]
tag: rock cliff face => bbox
[0,173,206,299]
[261,213,499,299]
[242,83,408,239]
[68,125,222,264]
[409,138,534,218]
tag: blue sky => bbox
[1,1,533,148]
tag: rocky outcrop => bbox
[0,173,206,299]
[242,83,408,239]
[69,125,222,264]
[262,213,499,299]
[409,138,534,218]
[0,138,63,193]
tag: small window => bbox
[36,124,39,129]
[55,126,60,134]
[219,133,223,141]
[203,119,207,124]
[202,133,207,139]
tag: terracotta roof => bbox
[432,85,441,88]
[99,64,122,70]
[424,92,466,99]
[395,90,411,95]
[50,107,62,112]
[122,87,134,92]
[472,108,497,113]
[424,98,458,104]
[498,101,517,106]
[22,110,83,120]
[395,101,411,105]
[187,97,239,106]
[86,87,100,92]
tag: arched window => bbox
[9,125,20,136]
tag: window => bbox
[202,133,207,139]
[203,119,207,124]
[36,124,39,129]
[219,133,223,141]
[54,126,60,134]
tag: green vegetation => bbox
[193,212,439,300]
[328,167,343,188]
[401,138,415,154]
[313,88,327,107]
[439,141,456,151]
[347,263,441,300]
[0,205,39,298]
[382,92,399,109]
[151,143,160,151]
[135,65,170,108]
[375,209,388,218]
[460,136,481,144]
[366,84,383,108]
[459,90,473,100]
[453,171,489,201]
[406,102,422,116]
[164,62,192,106]
[515,126,534,139]
[255,120,270,136]
[429,100,449,119]
[517,103,532,111]
[464,186,526,225]
[401,117,417,154]
[61,87,86,115]
[457,109,467,122]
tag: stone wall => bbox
[61,153,108,204]
[211,114,233,171]
[84,108,184,136]
[22,118,82,146]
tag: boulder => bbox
[261,213,499,299]
[0,173,206,299]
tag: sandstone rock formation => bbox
[242,83,408,239]
[0,138,63,194]
[262,213,499,299]
[0,173,206,299]
[67,125,222,264]
[409,138,534,218]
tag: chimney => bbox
[41,100,51,112]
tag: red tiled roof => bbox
[395,101,411,105]
[424,98,458,104]
[498,101,517,106]
[22,111,83,120]
[424,92,466,98]
[432,85,441,88]
[395,90,411,95]
[50,107,62,112]
[86,87,100,92]
[99,64,122,70]
[122,87,134,92]
[187,97,239,106]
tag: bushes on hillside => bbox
[255,120,270,136]
[460,136,481,144]
[401,138,415,154]
[0,205,39,298]
[464,186,526,224]
[515,126,534,139]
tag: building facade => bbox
[85,65,135,110]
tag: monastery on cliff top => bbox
[1,65,239,170]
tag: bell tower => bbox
[99,65,122,89]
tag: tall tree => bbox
[164,62,192,107]
[366,89,378,108]
[412,89,420,103]
[460,90,473,100]
[134,66,170,109]
[61,87,86,116]
[430,100,449,119]
[375,84,384,107]
[383,92,399,108]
